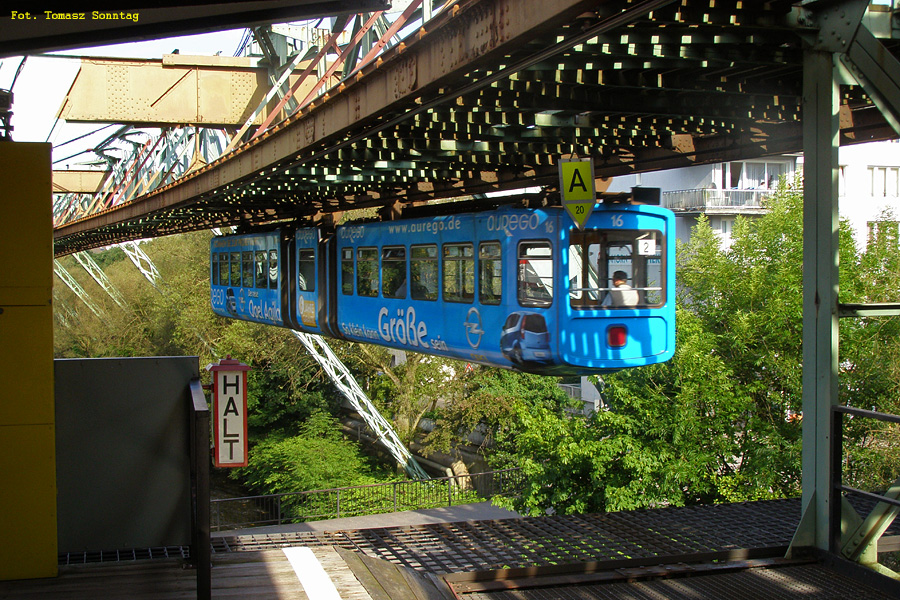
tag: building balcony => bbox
[662,188,772,215]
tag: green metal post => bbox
[792,48,841,554]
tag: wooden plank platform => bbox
[0,547,370,599]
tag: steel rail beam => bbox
[52,0,651,248]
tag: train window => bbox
[410,245,438,301]
[268,249,278,289]
[357,247,379,297]
[212,254,219,286]
[568,229,664,309]
[298,249,316,292]
[218,253,229,286]
[443,243,474,303]
[479,242,502,305]
[255,251,267,289]
[341,248,354,295]
[382,246,407,299]
[518,241,553,307]
[230,252,241,286]
[242,252,254,287]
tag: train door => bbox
[294,228,322,333]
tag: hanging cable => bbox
[8,56,27,91]
[54,124,117,149]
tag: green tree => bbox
[234,411,384,494]
[838,209,900,492]
[488,178,898,515]
[425,366,573,459]
[341,342,470,447]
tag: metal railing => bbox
[830,405,900,561]
[662,188,771,211]
[211,468,522,532]
[188,378,211,600]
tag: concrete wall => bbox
[55,357,198,553]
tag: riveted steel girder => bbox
[57,55,333,127]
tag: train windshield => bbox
[568,229,665,309]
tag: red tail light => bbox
[607,325,627,348]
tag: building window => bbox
[719,217,733,236]
[869,166,900,198]
[728,160,789,190]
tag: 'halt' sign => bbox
[208,357,251,467]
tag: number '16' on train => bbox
[210,194,675,375]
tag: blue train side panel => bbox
[334,208,560,371]
[210,232,284,326]
[334,204,675,374]
[210,202,676,375]
[335,214,494,364]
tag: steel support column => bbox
[792,48,841,554]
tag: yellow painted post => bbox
[0,142,57,580]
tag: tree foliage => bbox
[232,411,386,494]
[488,178,900,515]
[424,366,573,457]
[52,184,900,511]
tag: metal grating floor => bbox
[213,498,801,574]
[459,563,899,599]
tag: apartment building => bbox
[607,140,900,251]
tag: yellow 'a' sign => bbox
[559,158,595,228]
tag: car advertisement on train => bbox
[334,209,562,373]
[210,234,283,327]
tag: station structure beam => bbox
[789,0,900,564]
[56,54,332,128]
[53,0,642,252]
[52,170,107,194]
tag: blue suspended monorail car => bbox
[210,200,675,375]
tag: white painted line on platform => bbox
[283,546,343,599]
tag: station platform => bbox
[3,498,900,599]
